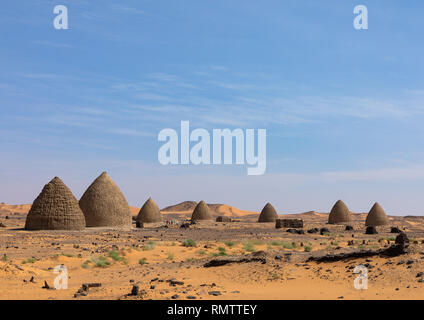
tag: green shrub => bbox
[304,246,312,252]
[143,241,157,251]
[22,258,37,264]
[61,252,73,258]
[91,256,111,268]
[282,242,296,249]
[108,250,125,262]
[182,239,197,247]
[1,254,7,262]
[270,241,283,246]
[138,258,147,265]
[224,241,235,248]
[243,242,255,252]
[269,272,280,280]
[212,247,228,257]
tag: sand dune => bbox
[0,203,31,214]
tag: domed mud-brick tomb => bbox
[25,177,86,230]
[258,203,278,222]
[79,172,132,227]
[328,200,352,224]
[365,202,389,226]
[136,197,163,227]
[191,201,213,222]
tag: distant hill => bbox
[0,203,31,214]
[161,201,258,218]
[161,201,198,212]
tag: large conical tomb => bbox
[136,197,163,227]
[25,177,86,230]
[191,201,213,221]
[258,203,278,222]
[79,172,132,227]
[365,202,389,226]
[328,200,351,224]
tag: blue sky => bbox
[1,1,424,215]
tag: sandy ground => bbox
[0,202,424,300]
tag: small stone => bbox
[320,228,330,235]
[130,285,139,296]
[365,226,377,234]
[42,281,51,289]
[390,227,401,233]
[169,279,184,286]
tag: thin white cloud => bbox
[111,5,147,15]
[32,40,73,48]
[109,128,155,137]
[147,73,180,82]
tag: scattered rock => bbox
[42,281,52,290]
[286,228,304,235]
[345,226,353,231]
[168,279,184,286]
[395,232,409,248]
[82,283,101,291]
[252,251,266,257]
[320,228,330,235]
[208,291,221,296]
[365,226,378,235]
[130,285,140,296]
[204,255,266,267]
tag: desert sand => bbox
[0,201,423,300]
